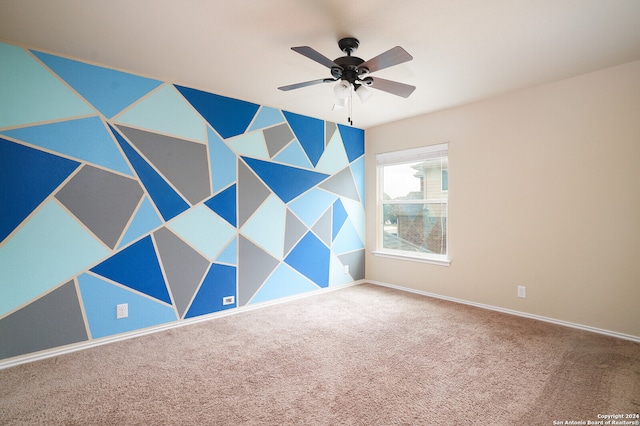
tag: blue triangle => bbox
[242,157,329,203]
[250,263,318,304]
[337,124,365,162]
[332,219,365,254]
[0,137,80,242]
[248,106,285,131]
[204,184,237,227]
[1,116,132,175]
[90,235,171,304]
[283,111,325,167]
[78,273,176,339]
[216,237,237,265]
[175,85,259,139]
[284,231,329,288]
[208,126,236,193]
[109,124,189,221]
[185,264,236,319]
[273,139,313,169]
[332,199,348,241]
[119,197,163,248]
[32,50,162,118]
[351,156,365,204]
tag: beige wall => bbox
[365,60,640,338]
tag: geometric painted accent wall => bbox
[0,41,365,361]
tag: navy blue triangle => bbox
[204,184,237,227]
[109,124,189,221]
[0,137,80,242]
[242,157,329,203]
[283,111,325,167]
[332,199,348,241]
[337,124,364,162]
[284,231,329,288]
[90,235,171,304]
[185,264,236,319]
[175,85,259,139]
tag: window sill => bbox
[371,250,451,266]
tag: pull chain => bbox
[348,87,353,126]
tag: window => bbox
[375,143,449,265]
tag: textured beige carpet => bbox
[1,284,639,425]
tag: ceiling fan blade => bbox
[291,46,339,69]
[359,46,413,73]
[369,77,416,98]
[278,78,335,91]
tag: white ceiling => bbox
[1,0,640,129]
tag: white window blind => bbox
[376,143,448,166]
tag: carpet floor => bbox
[1,283,639,425]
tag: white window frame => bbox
[373,143,450,266]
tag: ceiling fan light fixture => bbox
[334,80,352,99]
[333,96,348,110]
[355,85,372,103]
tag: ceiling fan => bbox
[278,37,415,116]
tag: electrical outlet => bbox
[222,296,235,306]
[344,264,350,275]
[116,303,128,319]
[517,286,526,298]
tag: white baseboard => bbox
[368,280,640,343]
[0,280,365,371]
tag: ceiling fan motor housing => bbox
[333,56,365,83]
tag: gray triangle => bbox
[238,159,271,227]
[154,227,210,317]
[325,122,337,146]
[319,166,360,201]
[264,123,294,158]
[0,281,87,359]
[312,208,332,247]
[55,165,143,249]
[338,249,365,280]
[238,236,279,306]
[284,209,308,256]
[116,125,211,205]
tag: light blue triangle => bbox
[115,85,206,143]
[208,126,237,193]
[288,188,337,227]
[227,130,269,159]
[32,50,162,119]
[315,129,349,175]
[0,43,95,128]
[0,200,109,316]
[167,204,236,260]
[119,197,163,248]
[78,273,177,339]
[250,263,318,304]
[240,195,286,259]
[273,139,313,169]
[248,106,285,131]
[332,218,364,254]
[1,116,132,176]
[216,237,237,265]
[351,156,365,205]
[329,252,354,286]
[341,197,366,244]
